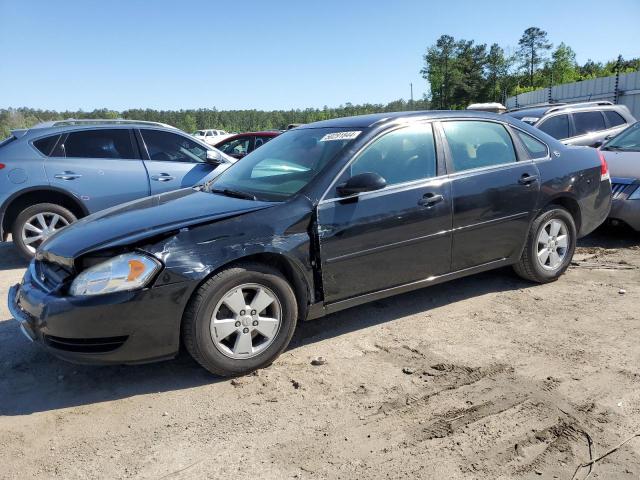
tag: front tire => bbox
[12,203,77,260]
[182,263,298,376]
[514,206,576,283]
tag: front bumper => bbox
[7,265,194,365]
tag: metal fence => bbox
[506,70,640,119]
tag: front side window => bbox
[538,115,569,140]
[340,124,436,186]
[515,130,548,159]
[141,129,207,163]
[209,127,360,201]
[218,137,251,156]
[573,111,606,136]
[442,121,517,172]
[604,111,626,128]
[61,129,134,159]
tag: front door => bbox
[44,128,149,213]
[317,123,452,303]
[439,120,540,271]
[137,128,218,194]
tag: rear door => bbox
[137,128,219,194]
[569,110,608,146]
[43,128,149,213]
[439,120,540,271]
[317,123,452,303]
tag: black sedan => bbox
[8,111,612,376]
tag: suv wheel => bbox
[182,262,298,376]
[514,206,576,283]
[12,203,77,260]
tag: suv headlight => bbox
[628,185,640,200]
[69,253,161,296]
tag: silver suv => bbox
[0,119,234,259]
[506,101,636,147]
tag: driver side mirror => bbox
[592,141,603,148]
[336,172,386,197]
[206,149,223,164]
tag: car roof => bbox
[298,110,508,129]
[18,119,178,138]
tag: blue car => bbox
[0,119,234,258]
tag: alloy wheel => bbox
[536,218,569,271]
[210,283,282,359]
[21,212,70,254]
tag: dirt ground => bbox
[0,227,639,480]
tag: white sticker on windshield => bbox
[319,131,361,142]
[521,117,539,124]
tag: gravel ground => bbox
[0,227,639,480]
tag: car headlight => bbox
[69,253,161,296]
[628,186,640,200]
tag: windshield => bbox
[603,122,640,152]
[207,127,362,201]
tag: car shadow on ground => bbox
[0,224,636,416]
[0,241,28,271]
[0,268,531,416]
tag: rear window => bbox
[573,111,606,136]
[604,111,626,127]
[61,129,135,159]
[33,135,60,156]
[538,115,569,140]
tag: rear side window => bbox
[514,130,548,159]
[61,129,135,159]
[538,115,569,140]
[33,135,60,156]
[346,124,437,186]
[604,111,626,127]
[573,111,606,136]
[141,129,207,163]
[442,121,516,172]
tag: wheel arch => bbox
[544,194,582,233]
[1,187,89,240]
[181,251,313,326]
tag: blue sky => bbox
[1,0,639,111]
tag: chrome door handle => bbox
[418,193,444,207]
[151,173,175,182]
[54,171,82,180]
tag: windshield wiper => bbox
[210,188,257,201]
[602,145,626,151]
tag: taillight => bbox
[0,163,5,170]
[598,151,609,181]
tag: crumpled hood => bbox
[37,188,275,266]
[602,150,640,180]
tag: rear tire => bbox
[182,262,298,377]
[12,203,77,260]
[513,206,576,283]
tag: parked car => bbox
[506,101,635,147]
[599,121,640,231]
[0,119,234,259]
[213,131,281,159]
[8,111,611,376]
[192,129,231,145]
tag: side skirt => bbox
[304,257,513,320]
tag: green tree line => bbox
[421,27,640,109]
[0,99,430,139]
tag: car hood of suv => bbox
[37,188,276,267]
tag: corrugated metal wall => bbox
[506,71,640,119]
